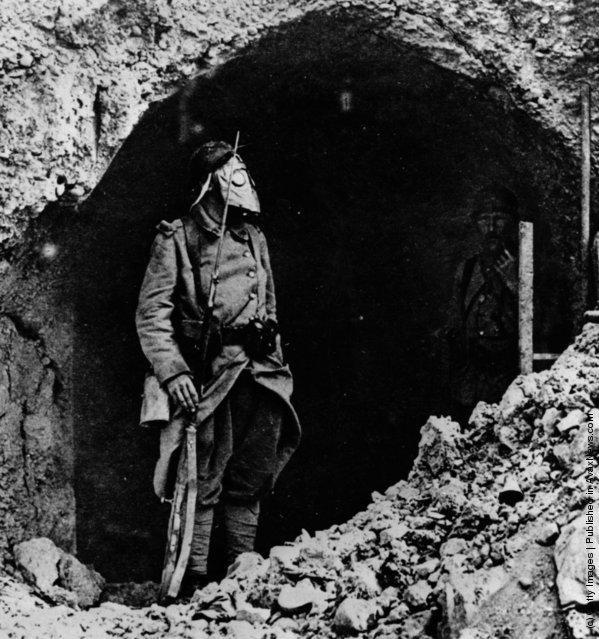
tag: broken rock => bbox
[415,557,440,578]
[535,521,560,547]
[411,416,462,478]
[540,406,562,436]
[404,579,432,610]
[439,565,510,637]
[349,563,380,596]
[569,424,599,466]
[277,579,328,614]
[269,545,300,570]
[402,609,433,638]
[556,409,585,434]
[551,442,572,469]
[498,382,526,422]
[434,477,468,515]
[333,597,375,633]
[226,619,261,639]
[13,537,104,609]
[57,553,105,608]
[555,511,599,607]
[226,552,269,582]
[380,522,409,545]
[13,537,61,591]
[496,425,518,452]
[236,601,270,625]
[441,538,468,558]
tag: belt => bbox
[220,324,248,346]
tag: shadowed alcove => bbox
[71,12,579,581]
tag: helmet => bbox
[187,140,260,214]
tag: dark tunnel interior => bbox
[68,14,581,581]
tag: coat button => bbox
[248,270,256,278]
[243,250,251,258]
[249,292,257,300]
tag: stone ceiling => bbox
[1,0,598,250]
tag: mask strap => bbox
[189,173,212,211]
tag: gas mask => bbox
[191,154,260,215]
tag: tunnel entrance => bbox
[71,14,579,581]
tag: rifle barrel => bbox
[197,131,241,393]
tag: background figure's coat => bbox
[448,253,518,408]
[136,205,301,499]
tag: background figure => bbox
[445,184,519,423]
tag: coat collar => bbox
[191,203,250,242]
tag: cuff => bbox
[154,358,191,385]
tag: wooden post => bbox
[594,232,599,305]
[581,84,591,309]
[519,221,534,374]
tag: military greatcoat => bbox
[136,204,301,499]
[448,253,518,407]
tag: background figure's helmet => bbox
[472,183,519,220]
[187,140,260,214]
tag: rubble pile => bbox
[1,322,598,637]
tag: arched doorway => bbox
[70,13,579,581]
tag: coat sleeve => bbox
[135,233,191,384]
[259,233,277,322]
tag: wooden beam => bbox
[581,83,592,309]
[519,221,534,374]
[593,232,599,305]
[532,353,560,361]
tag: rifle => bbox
[160,132,241,601]
[196,130,241,396]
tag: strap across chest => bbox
[181,215,205,315]
[180,214,260,317]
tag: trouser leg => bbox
[222,373,285,566]
[225,374,284,502]
[223,501,260,565]
[188,505,215,575]
[189,402,233,576]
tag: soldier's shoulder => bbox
[155,219,184,237]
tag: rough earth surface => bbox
[2,322,599,638]
[1,0,599,250]
[0,313,75,566]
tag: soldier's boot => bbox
[181,505,214,598]
[224,501,260,566]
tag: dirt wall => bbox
[0,311,74,565]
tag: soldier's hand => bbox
[494,249,517,292]
[166,374,199,413]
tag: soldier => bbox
[446,184,519,422]
[136,140,301,595]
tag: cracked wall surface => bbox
[0,199,76,562]
[0,313,74,565]
[1,0,599,251]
